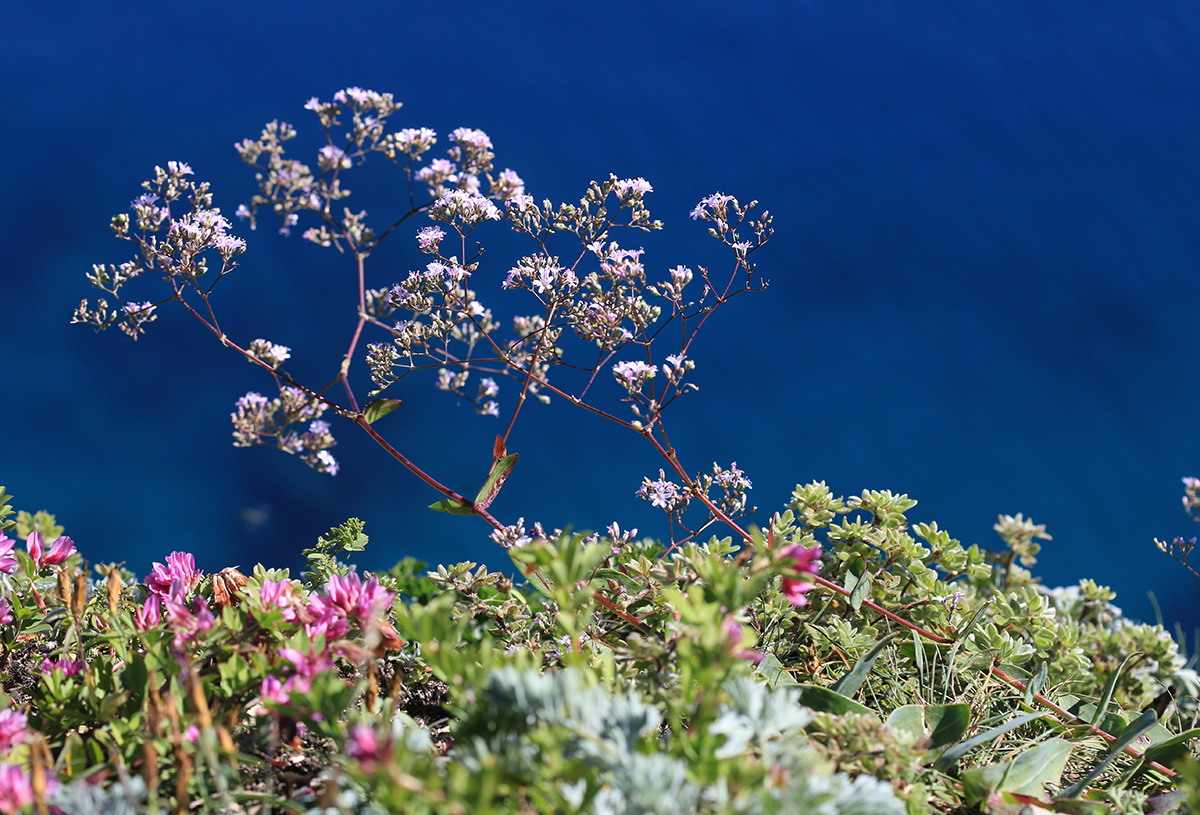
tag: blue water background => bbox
[4,1,1200,631]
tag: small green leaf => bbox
[474,453,518,511]
[886,703,970,749]
[510,548,554,597]
[429,498,475,516]
[362,398,403,424]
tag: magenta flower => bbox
[347,724,391,771]
[26,531,76,569]
[164,594,214,647]
[0,599,12,627]
[311,572,395,626]
[0,710,27,754]
[259,579,301,622]
[779,543,822,608]
[304,606,350,641]
[0,763,32,814]
[0,535,17,575]
[279,644,334,680]
[146,551,202,600]
[259,675,289,706]
[41,657,84,677]
[134,596,162,631]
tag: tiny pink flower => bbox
[0,599,11,626]
[185,725,201,743]
[164,594,214,646]
[779,544,822,608]
[259,579,301,622]
[0,763,32,814]
[260,675,289,706]
[304,606,350,641]
[280,644,333,680]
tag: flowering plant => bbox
[0,88,1184,812]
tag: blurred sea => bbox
[4,1,1200,632]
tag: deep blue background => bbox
[5,1,1200,631]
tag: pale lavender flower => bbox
[689,192,734,220]
[314,450,339,476]
[614,177,653,199]
[637,470,683,511]
[166,161,193,176]
[416,225,445,253]
[612,360,657,394]
[318,144,350,172]
[235,204,251,220]
[479,378,499,397]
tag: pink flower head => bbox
[26,531,76,570]
[164,593,214,647]
[779,544,822,608]
[315,572,394,624]
[347,724,391,771]
[304,606,350,641]
[0,763,32,814]
[0,535,17,575]
[134,596,162,631]
[0,599,11,627]
[41,657,84,677]
[279,644,333,680]
[260,674,289,706]
[146,551,202,601]
[0,710,27,754]
[185,725,201,744]
[259,579,301,621]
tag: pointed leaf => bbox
[1092,651,1142,727]
[429,498,475,516]
[926,704,972,748]
[1142,727,1200,768]
[1056,710,1158,800]
[474,453,518,511]
[793,683,874,716]
[362,398,403,424]
[509,549,554,597]
[934,711,1047,771]
[829,632,899,697]
[886,705,927,743]
[848,568,871,612]
[961,738,1072,805]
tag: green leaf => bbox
[793,683,874,716]
[756,651,799,687]
[934,711,1047,770]
[961,738,1072,805]
[829,631,899,697]
[362,398,403,424]
[510,548,554,597]
[848,568,871,612]
[429,498,475,516]
[1092,651,1142,727]
[1056,710,1158,799]
[474,453,518,511]
[1142,727,1200,768]
[886,704,971,749]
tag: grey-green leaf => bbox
[362,398,403,424]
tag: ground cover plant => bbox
[0,86,1195,813]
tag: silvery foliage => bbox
[458,667,904,815]
[48,776,160,815]
[709,677,906,815]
